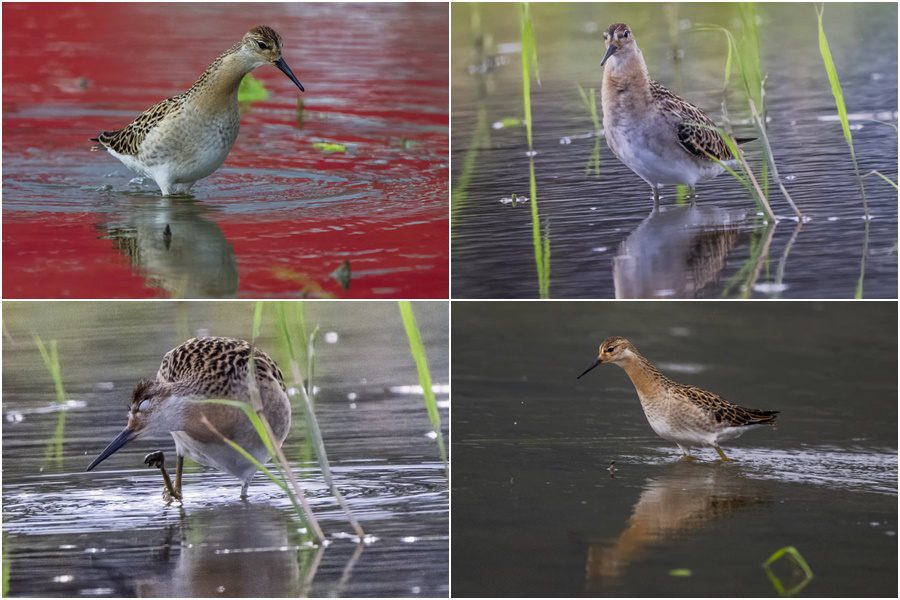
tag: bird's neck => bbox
[617,353,669,399]
[188,46,258,111]
[602,47,652,110]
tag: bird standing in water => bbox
[600,23,754,206]
[92,26,305,196]
[578,336,777,461]
[86,337,292,500]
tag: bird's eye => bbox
[138,400,150,412]
[623,31,630,38]
[607,346,618,353]
[257,41,269,50]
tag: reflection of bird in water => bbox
[92,26,304,196]
[100,197,239,297]
[613,204,743,299]
[86,337,291,501]
[585,461,769,587]
[135,504,304,596]
[600,23,754,205]
[578,337,778,461]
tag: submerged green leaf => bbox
[238,73,269,104]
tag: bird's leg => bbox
[651,184,660,209]
[714,445,733,462]
[174,455,184,498]
[676,444,696,460]
[240,481,250,500]
[688,186,697,205]
[144,451,182,502]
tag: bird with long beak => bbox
[600,23,755,206]
[578,336,777,461]
[86,337,292,501]
[92,25,305,196]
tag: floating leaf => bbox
[312,141,347,154]
[669,568,692,577]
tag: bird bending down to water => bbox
[577,336,777,461]
[92,26,304,196]
[600,23,754,206]
[86,337,292,500]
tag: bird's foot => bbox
[144,451,183,502]
[144,450,165,469]
[680,455,697,461]
[714,446,734,462]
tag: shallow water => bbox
[451,3,898,298]
[2,301,449,597]
[2,3,449,298]
[451,302,897,596]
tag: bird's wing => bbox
[677,385,778,427]
[156,337,286,396]
[650,80,733,161]
[95,94,186,156]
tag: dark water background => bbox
[452,301,897,596]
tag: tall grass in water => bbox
[275,302,365,539]
[521,2,550,298]
[693,4,800,220]
[814,3,869,298]
[398,301,447,470]
[2,532,10,596]
[576,84,601,175]
[34,336,67,468]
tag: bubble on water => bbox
[349,402,357,409]
[591,246,608,253]
[411,586,422,594]
[828,216,840,221]
[6,412,24,423]
[560,137,572,145]
[784,174,797,181]
[95,381,115,391]
[753,282,789,294]
[53,575,73,583]
[425,430,437,440]
[324,331,339,344]
[347,392,358,401]
[401,536,418,543]
[525,150,537,157]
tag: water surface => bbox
[451,301,897,596]
[2,301,449,597]
[451,3,898,298]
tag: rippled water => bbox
[2,3,449,298]
[451,301,898,596]
[2,301,449,597]
[451,3,898,298]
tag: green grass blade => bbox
[815,4,852,146]
[398,301,447,468]
[2,532,10,596]
[252,301,265,341]
[33,336,65,404]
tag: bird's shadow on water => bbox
[612,203,752,298]
[584,459,772,591]
[95,193,239,298]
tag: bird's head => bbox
[577,336,637,378]
[601,23,637,67]
[85,379,176,471]
[240,25,304,92]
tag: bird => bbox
[600,23,754,206]
[92,26,304,196]
[86,336,292,500]
[577,336,777,461]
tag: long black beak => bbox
[275,57,305,92]
[600,45,617,67]
[577,359,602,379]
[86,427,136,471]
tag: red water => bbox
[2,3,449,298]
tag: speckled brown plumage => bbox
[97,95,187,156]
[156,336,285,396]
[649,80,733,161]
[670,383,778,428]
